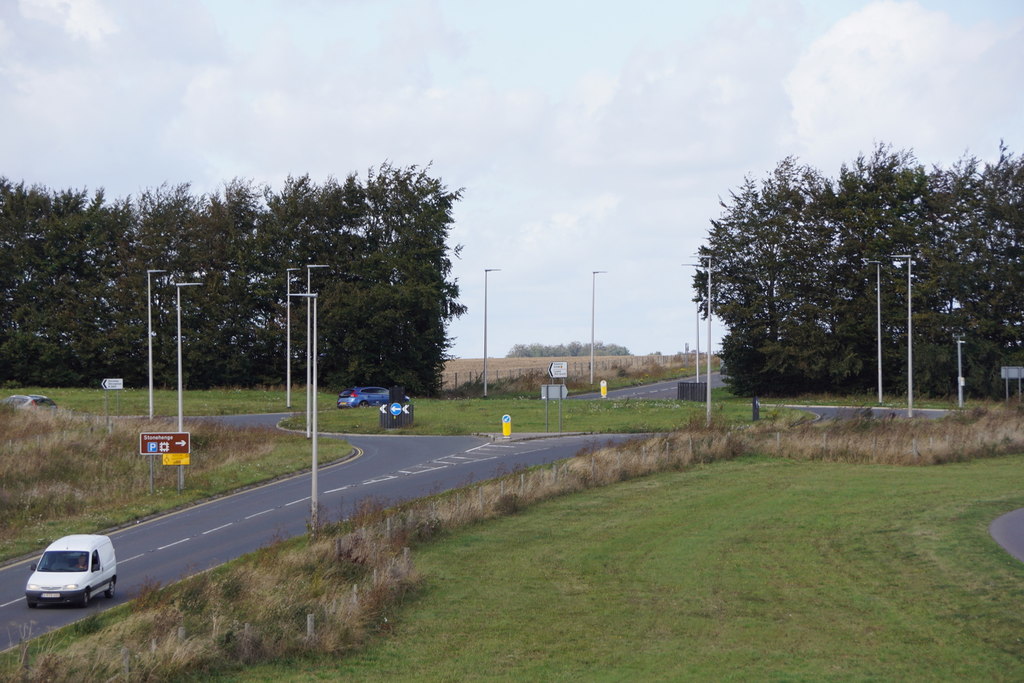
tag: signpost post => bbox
[102,378,123,433]
[541,384,568,432]
[139,432,191,494]
[544,362,569,433]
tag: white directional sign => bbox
[101,378,123,390]
[548,362,568,379]
[541,384,568,400]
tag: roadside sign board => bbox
[101,378,123,390]
[140,432,191,465]
[540,384,568,400]
[1001,366,1024,379]
[548,362,568,378]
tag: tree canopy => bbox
[699,143,1024,399]
[0,164,466,395]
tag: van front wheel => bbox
[80,588,91,607]
[104,579,115,599]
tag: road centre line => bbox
[244,509,273,520]
[362,475,397,485]
[0,598,23,608]
[202,523,234,535]
[406,465,447,474]
[324,485,353,494]
[157,538,190,551]
[119,553,145,564]
[285,497,310,506]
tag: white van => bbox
[25,534,117,608]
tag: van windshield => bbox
[37,550,89,572]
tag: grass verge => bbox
[0,407,349,561]
[286,388,789,435]
[8,409,1024,680]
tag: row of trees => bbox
[507,341,630,357]
[699,143,1024,399]
[0,164,466,395]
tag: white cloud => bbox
[786,0,1024,168]
[0,0,1020,358]
[19,0,119,43]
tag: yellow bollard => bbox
[502,414,512,438]
[600,380,608,398]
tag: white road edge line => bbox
[157,538,190,550]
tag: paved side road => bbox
[991,509,1024,564]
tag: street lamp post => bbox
[684,258,713,425]
[146,269,166,419]
[695,300,701,383]
[305,264,328,437]
[174,281,202,492]
[291,293,320,534]
[891,254,913,417]
[866,260,883,404]
[483,268,500,397]
[956,337,965,408]
[591,271,606,385]
[285,268,300,408]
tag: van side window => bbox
[91,550,100,571]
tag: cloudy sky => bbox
[2,0,1021,359]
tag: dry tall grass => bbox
[0,407,288,558]
[8,406,1024,680]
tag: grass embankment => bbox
[8,409,1024,680]
[0,407,349,561]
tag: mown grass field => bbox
[225,454,1024,681]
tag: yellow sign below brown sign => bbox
[162,453,190,466]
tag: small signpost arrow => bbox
[101,378,123,390]
[548,362,568,379]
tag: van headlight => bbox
[63,583,79,590]
[26,583,40,590]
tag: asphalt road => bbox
[0,422,643,651]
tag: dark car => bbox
[1,394,58,410]
[337,387,408,408]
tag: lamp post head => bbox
[147,269,167,275]
[173,282,202,288]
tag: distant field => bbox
[442,354,703,388]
